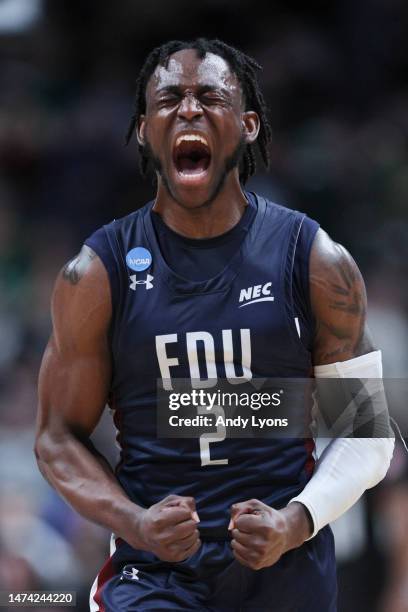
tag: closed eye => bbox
[157,95,180,108]
[200,93,224,105]
[155,86,229,109]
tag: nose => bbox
[177,93,203,121]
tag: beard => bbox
[142,136,247,208]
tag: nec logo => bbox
[239,282,274,308]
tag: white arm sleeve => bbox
[289,350,395,539]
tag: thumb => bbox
[161,495,200,522]
[179,496,200,523]
[228,499,264,530]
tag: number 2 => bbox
[198,405,228,466]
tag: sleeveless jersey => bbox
[85,192,319,541]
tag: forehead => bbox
[147,48,240,94]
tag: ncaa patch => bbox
[126,247,152,272]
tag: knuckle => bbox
[159,533,172,546]
[189,543,199,556]
[153,516,164,529]
[158,548,172,561]
[165,494,179,502]
[181,524,194,538]
[236,517,248,531]
[186,519,197,530]
[255,539,269,552]
[189,535,199,548]
[193,540,201,553]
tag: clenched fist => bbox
[229,499,312,570]
[136,494,201,562]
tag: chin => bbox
[172,188,215,210]
[166,169,224,209]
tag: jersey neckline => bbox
[142,191,266,295]
[150,196,257,250]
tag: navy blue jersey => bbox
[150,195,317,351]
[85,192,319,540]
[150,195,257,282]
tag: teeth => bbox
[175,134,209,148]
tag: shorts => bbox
[90,526,337,611]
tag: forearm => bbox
[280,501,313,549]
[293,350,395,537]
[35,429,144,544]
[290,436,394,538]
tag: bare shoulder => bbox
[309,228,374,364]
[38,245,112,437]
[53,245,112,351]
[309,228,365,309]
[61,245,99,286]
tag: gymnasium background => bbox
[1,1,408,610]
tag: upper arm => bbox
[36,245,112,442]
[310,229,375,366]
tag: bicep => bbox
[37,248,112,440]
[310,229,375,366]
[38,334,111,437]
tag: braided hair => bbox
[126,38,272,184]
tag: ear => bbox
[242,111,260,145]
[137,115,146,146]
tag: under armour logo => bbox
[129,274,154,291]
[122,567,140,581]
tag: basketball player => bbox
[35,39,394,611]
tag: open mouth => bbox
[173,134,211,177]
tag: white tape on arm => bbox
[289,350,394,539]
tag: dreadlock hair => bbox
[125,38,272,185]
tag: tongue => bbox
[178,155,208,174]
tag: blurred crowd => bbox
[0,1,408,610]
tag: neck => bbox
[152,171,249,239]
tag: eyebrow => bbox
[155,84,229,96]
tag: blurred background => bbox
[0,0,408,610]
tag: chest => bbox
[111,257,305,396]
